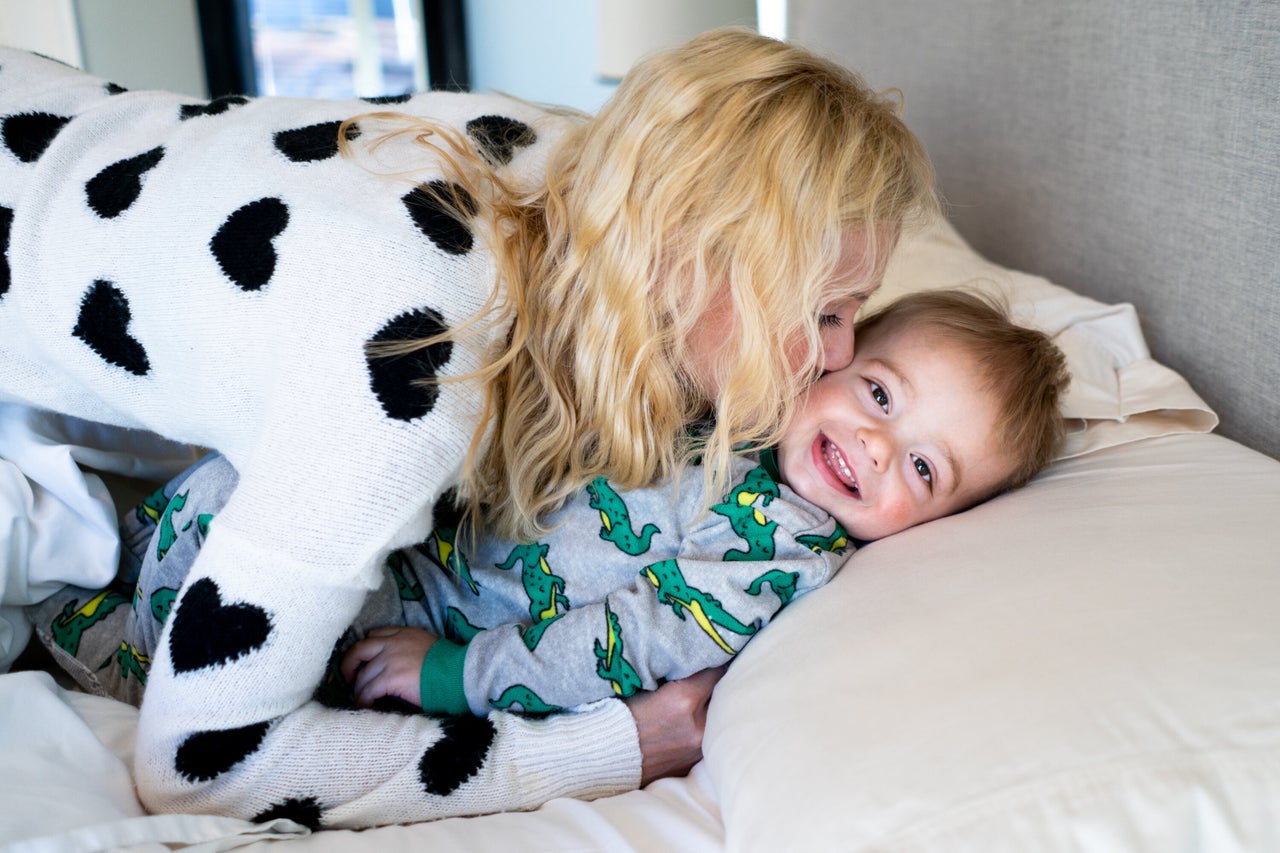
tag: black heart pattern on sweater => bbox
[175,720,271,782]
[418,715,497,795]
[2,112,72,163]
[169,577,272,672]
[210,197,289,291]
[252,796,324,830]
[86,146,165,218]
[179,95,249,121]
[273,120,361,163]
[366,307,453,422]
[73,280,151,375]
[465,115,536,166]
[0,205,11,297]
[362,93,413,105]
[401,180,476,255]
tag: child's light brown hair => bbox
[855,289,1070,495]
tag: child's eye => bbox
[819,313,844,328]
[912,454,933,486]
[869,381,889,412]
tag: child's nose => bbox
[858,426,893,471]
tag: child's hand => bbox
[341,626,437,709]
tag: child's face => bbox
[777,321,1015,541]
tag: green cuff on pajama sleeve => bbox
[418,637,471,715]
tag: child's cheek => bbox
[872,493,921,539]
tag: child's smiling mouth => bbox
[819,434,860,497]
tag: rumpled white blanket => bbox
[0,670,311,851]
[0,405,200,668]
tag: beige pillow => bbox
[705,431,1280,851]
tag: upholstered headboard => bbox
[790,0,1279,459]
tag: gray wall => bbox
[791,0,1280,459]
[465,0,617,112]
[73,0,207,96]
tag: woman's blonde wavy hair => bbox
[359,28,937,540]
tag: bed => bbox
[3,1,1277,849]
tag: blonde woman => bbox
[1,29,935,828]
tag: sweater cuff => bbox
[419,639,470,715]
[500,699,643,802]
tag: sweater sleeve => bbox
[140,672,642,828]
[458,467,851,715]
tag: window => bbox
[197,0,467,98]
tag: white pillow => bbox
[872,218,1217,458]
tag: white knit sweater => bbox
[0,48,640,829]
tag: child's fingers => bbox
[352,656,402,706]
[341,627,418,681]
[352,667,385,707]
[340,635,389,682]
[340,628,433,707]
[353,665,417,709]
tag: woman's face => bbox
[685,229,886,398]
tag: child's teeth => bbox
[824,439,858,492]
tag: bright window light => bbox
[757,0,786,40]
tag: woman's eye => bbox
[912,454,933,485]
[869,381,889,412]
[819,313,844,328]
